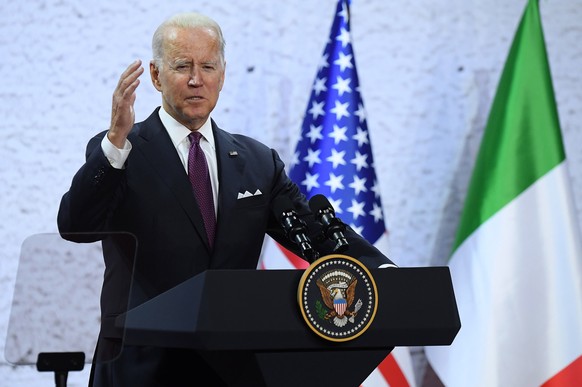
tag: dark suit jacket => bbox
[57,108,393,381]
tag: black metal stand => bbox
[36,352,85,387]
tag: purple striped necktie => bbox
[188,131,216,248]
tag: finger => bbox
[122,77,141,101]
[116,59,142,89]
[115,60,144,97]
[113,68,143,109]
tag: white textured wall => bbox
[1,0,581,385]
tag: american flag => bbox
[287,0,384,244]
[260,1,417,386]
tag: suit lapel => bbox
[132,110,210,250]
[213,123,245,251]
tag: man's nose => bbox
[188,68,202,86]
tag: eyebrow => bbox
[170,58,218,65]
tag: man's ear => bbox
[150,61,162,92]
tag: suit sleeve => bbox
[57,132,126,241]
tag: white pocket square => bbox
[237,189,263,199]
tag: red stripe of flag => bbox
[541,355,582,387]
[279,242,310,269]
[377,354,410,387]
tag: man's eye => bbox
[172,63,189,72]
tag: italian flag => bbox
[425,0,582,385]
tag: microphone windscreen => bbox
[272,196,295,222]
[308,194,332,214]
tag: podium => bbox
[119,267,460,387]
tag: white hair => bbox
[151,12,226,69]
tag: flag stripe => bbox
[260,242,309,270]
[277,243,309,269]
[452,0,565,254]
[376,352,410,387]
[541,355,582,387]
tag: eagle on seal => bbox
[316,278,358,327]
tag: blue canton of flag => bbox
[289,0,386,244]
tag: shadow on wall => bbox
[429,68,494,267]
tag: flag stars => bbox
[317,53,329,72]
[301,172,320,192]
[353,127,369,147]
[313,77,327,96]
[308,100,325,120]
[325,173,345,193]
[329,124,348,144]
[369,202,384,222]
[350,223,364,237]
[306,124,324,144]
[336,27,351,48]
[289,150,300,168]
[351,151,369,171]
[287,0,388,246]
[338,2,349,22]
[347,199,366,219]
[328,197,343,214]
[330,100,350,121]
[326,148,347,168]
[333,52,354,72]
[332,76,352,96]
[349,176,368,195]
[303,148,322,167]
[354,103,366,123]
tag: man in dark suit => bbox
[58,11,395,387]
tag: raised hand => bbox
[107,60,144,148]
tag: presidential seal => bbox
[298,254,378,342]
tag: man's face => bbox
[150,26,225,130]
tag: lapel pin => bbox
[229,151,239,157]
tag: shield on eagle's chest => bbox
[334,298,347,317]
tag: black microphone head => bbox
[272,195,296,223]
[272,195,319,262]
[308,194,333,215]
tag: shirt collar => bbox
[158,107,216,151]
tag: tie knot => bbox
[189,131,203,145]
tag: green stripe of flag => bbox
[452,0,566,255]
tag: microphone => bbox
[273,196,319,263]
[308,194,349,253]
